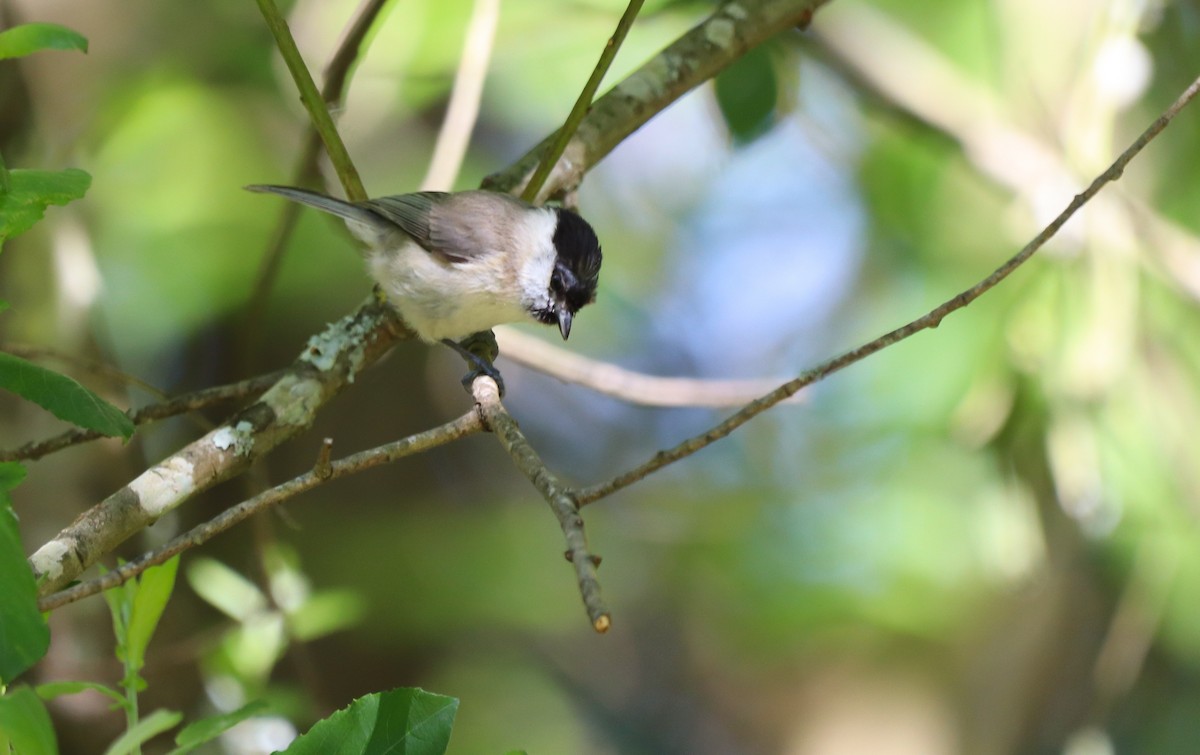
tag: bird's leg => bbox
[442,330,505,396]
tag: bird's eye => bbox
[550,270,563,292]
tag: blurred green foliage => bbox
[2,0,1200,753]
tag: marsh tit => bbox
[245,185,603,347]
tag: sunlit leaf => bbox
[101,708,182,755]
[0,351,133,439]
[126,556,180,674]
[281,688,458,755]
[0,686,58,755]
[168,700,268,754]
[0,168,91,245]
[0,22,87,60]
[0,463,49,685]
[36,680,126,707]
[186,558,266,620]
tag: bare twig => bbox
[520,0,645,203]
[486,0,831,201]
[574,74,1200,506]
[495,327,802,408]
[0,370,286,462]
[36,411,482,612]
[313,437,334,480]
[420,0,501,191]
[472,377,610,633]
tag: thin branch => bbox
[29,298,410,594]
[254,0,366,201]
[36,411,482,612]
[495,327,802,408]
[574,73,1200,506]
[420,0,501,191]
[520,0,645,203]
[471,376,610,633]
[242,0,391,348]
[0,370,286,462]
[487,0,831,201]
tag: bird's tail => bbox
[245,185,392,246]
[244,185,381,225]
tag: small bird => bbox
[246,185,603,389]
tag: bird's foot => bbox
[442,331,505,397]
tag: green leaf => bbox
[0,351,134,439]
[280,688,458,755]
[0,167,91,245]
[0,461,26,492]
[186,557,266,620]
[126,556,179,674]
[0,463,49,685]
[714,44,779,143]
[0,686,58,755]
[101,565,134,665]
[167,700,268,754]
[36,680,127,708]
[0,23,87,60]
[102,708,182,755]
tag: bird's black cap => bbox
[550,208,602,315]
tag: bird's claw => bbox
[459,361,506,397]
[442,332,505,397]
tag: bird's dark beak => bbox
[557,308,573,340]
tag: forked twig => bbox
[574,74,1200,505]
[472,377,610,633]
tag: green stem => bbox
[0,149,9,194]
[124,660,140,755]
[520,0,644,203]
[253,0,367,201]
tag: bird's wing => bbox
[362,191,448,253]
[365,190,529,264]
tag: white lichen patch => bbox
[129,457,198,517]
[30,538,73,581]
[705,17,736,49]
[212,422,255,456]
[724,3,748,20]
[300,312,372,381]
[212,427,237,451]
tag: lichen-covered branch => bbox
[36,410,482,612]
[485,0,831,201]
[30,298,410,594]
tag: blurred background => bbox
[4,0,1200,752]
